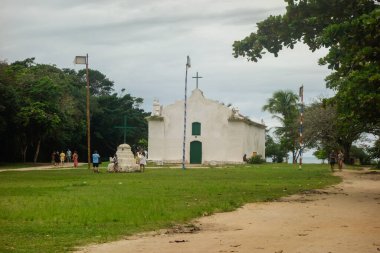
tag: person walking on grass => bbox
[337,150,344,171]
[59,151,66,166]
[66,149,72,163]
[51,151,56,166]
[54,151,60,166]
[329,150,336,172]
[73,151,79,168]
[92,150,100,173]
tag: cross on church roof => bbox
[114,115,136,144]
[192,72,203,89]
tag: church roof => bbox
[190,88,266,129]
[147,88,266,129]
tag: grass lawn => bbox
[0,163,340,253]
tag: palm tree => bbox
[262,90,299,163]
[262,90,298,122]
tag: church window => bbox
[192,122,201,136]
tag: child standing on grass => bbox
[136,151,141,165]
[92,150,100,173]
[139,151,146,172]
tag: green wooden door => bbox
[190,141,202,164]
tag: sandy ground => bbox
[76,168,380,253]
[0,163,86,172]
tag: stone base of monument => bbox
[107,144,141,173]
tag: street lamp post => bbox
[74,54,91,170]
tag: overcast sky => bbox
[0,0,334,130]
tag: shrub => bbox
[247,155,265,164]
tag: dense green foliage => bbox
[0,164,340,252]
[233,0,379,162]
[265,134,288,163]
[368,139,380,168]
[0,58,149,163]
[350,145,372,165]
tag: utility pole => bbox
[299,85,304,169]
[182,56,191,170]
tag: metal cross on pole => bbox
[192,72,203,89]
[114,115,136,144]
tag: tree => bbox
[233,0,380,133]
[303,101,362,163]
[313,149,328,164]
[77,69,114,96]
[262,90,300,163]
[350,145,372,165]
[303,102,336,151]
[265,134,288,163]
[90,93,149,158]
[0,61,18,137]
[368,138,380,168]
[4,60,84,162]
[0,58,149,163]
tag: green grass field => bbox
[0,164,340,253]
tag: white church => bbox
[146,88,266,165]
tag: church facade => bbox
[146,88,266,165]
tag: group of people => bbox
[51,149,79,168]
[51,148,148,173]
[329,150,344,172]
[109,149,147,172]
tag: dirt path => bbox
[77,168,380,253]
[0,163,86,172]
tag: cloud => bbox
[0,0,333,131]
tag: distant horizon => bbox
[266,155,324,164]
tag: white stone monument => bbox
[107,143,140,172]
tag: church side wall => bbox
[162,103,185,163]
[147,120,165,161]
[243,124,266,158]
[256,125,266,157]
[227,121,266,162]
[226,121,246,162]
